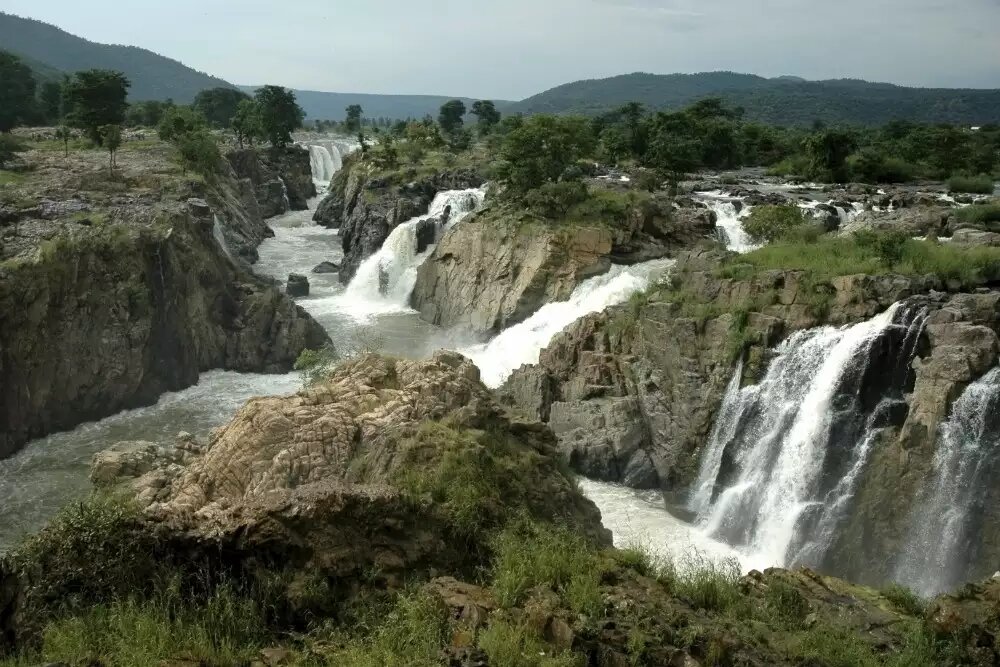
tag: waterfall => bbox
[694,192,753,252]
[301,139,358,188]
[212,215,236,263]
[278,177,291,211]
[894,367,1000,597]
[691,303,927,571]
[344,188,486,310]
[461,258,673,388]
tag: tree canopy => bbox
[63,69,130,144]
[438,100,466,136]
[253,85,304,148]
[0,51,37,132]
[193,87,250,128]
[471,100,501,135]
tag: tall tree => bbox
[232,99,262,148]
[39,81,63,124]
[63,70,130,145]
[254,86,304,148]
[471,100,501,135]
[345,104,363,133]
[438,100,466,136]
[0,51,37,132]
[496,115,594,194]
[193,87,250,128]
[805,128,856,182]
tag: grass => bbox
[880,583,927,617]
[948,174,996,194]
[479,616,583,667]
[0,170,26,186]
[955,201,1000,226]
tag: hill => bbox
[246,87,515,122]
[0,12,237,103]
[509,72,1000,126]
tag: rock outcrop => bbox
[225,146,315,219]
[91,352,609,572]
[0,207,329,458]
[411,198,716,336]
[311,158,485,283]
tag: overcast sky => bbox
[7,0,1000,99]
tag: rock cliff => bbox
[225,145,315,219]
[311,156,485,283]
[411,196,717,336]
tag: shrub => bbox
[294,343,340,386]
[850,149,918,183]
[948,174,995,194]
[0,134,26,169]
[176,129,221,179]
[479,616,583,667]
[742,205,806,244]
[157,106,206,142]
[956,201,1000,226]
[523,181,589,219]
[880,583,926,617]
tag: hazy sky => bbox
[7,0,1000,99]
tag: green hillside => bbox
[0,12,237,103]
[510,72,1000,126]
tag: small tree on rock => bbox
[63,70,130,145]
[438,100,466,136]
[101,124,123,173]
[254,86,304,148]
[232,99,262,148]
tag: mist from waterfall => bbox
[894,367,1000,597]
[689,303,927,572]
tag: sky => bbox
[5,0,1000,100]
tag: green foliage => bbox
[479,616,583,667]
[100,124,122,172]
[742,204,806,244]
[438,99,467,135]
[948,174,995,194]
[850,148,918,183]
[253,85,305,148]
[471,99,502,135]
[805,128,856,182]
[294,343,340,386]
[125,100,173,128]
[38,80,63,124]
[880,583,927,617]
[345,104,363,133]
[668,558,744,613]
[764,580,810,627]
[490,522,604,617]
[0,134,26,169]
[955,201,1000,225]
[0,50,37,132]
[496,115,595,194]
[175,129,221,179]
[231,98,262,148]
[522,181,590,219]
[63,69,130,145]
[192,86,250,128]
[852,228,908,265]
[156,105,206,141]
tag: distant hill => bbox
[243,88,516,122]
[0,12,237,103]
[509,72,1000,126]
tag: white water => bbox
[693,305,904,572]
[343,188,486,317]
[693,191,754,252]
[212,215,236,263]
[894,367,1000,596]
[461,259,673,388]
[582,480,745,571]
[302,138,359,190]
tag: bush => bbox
[955,201,1000,226]
[479,616,582,667]
[880,583,926,617]
[948,174,995,194]
[850,149,918,183]
[742,205,806,244]
[0,134,26,169]
[176,129,221,178]
[157,106,206,142]
[294,343,340,386]
[523,181,589,219]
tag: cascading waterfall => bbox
[894,367,1000,597]
[212,215,236,263]
[344,188,486,312]
[691,303,927,571]
[278,177,291,210]
[308,145,337,186]
[461,259,674,388]
[695,192,753,252]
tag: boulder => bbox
[286,273,310,297]
[311,261,340,274]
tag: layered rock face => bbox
[0,202,329,458]
[411,198,717,336]
[225,145,316,219]
[92,352,609,576]
[311,160,484,283]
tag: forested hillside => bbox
[511,72,1000,126]
[0,12,236,102]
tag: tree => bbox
[39,81,63,124]
[193,87,251,128]
[0,134,25,169]
[232,99,262,148]
[126,100,172,128]
[101,124,122,173]
[496,115,595,194]
[438,100,466,136]
[253,86,304,148]
[157,106,206,142]
[805,129,856,182]
[63,70,130,145]
[471,100,501,135]
[0,51,37,132]
[743,205,806,244]
[55,126,72,157]
[177,129,221,178]
[345,104,363,133]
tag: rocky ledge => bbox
[312,155,485,283]
[411,194,717,336]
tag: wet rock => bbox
[286,273,310,297]
[312,261,340,274]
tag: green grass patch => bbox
[955,201,1000,226]
[0,170,26,186]
[880,583,926,617]
[948,174,996,194]
[479,616,583,667]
